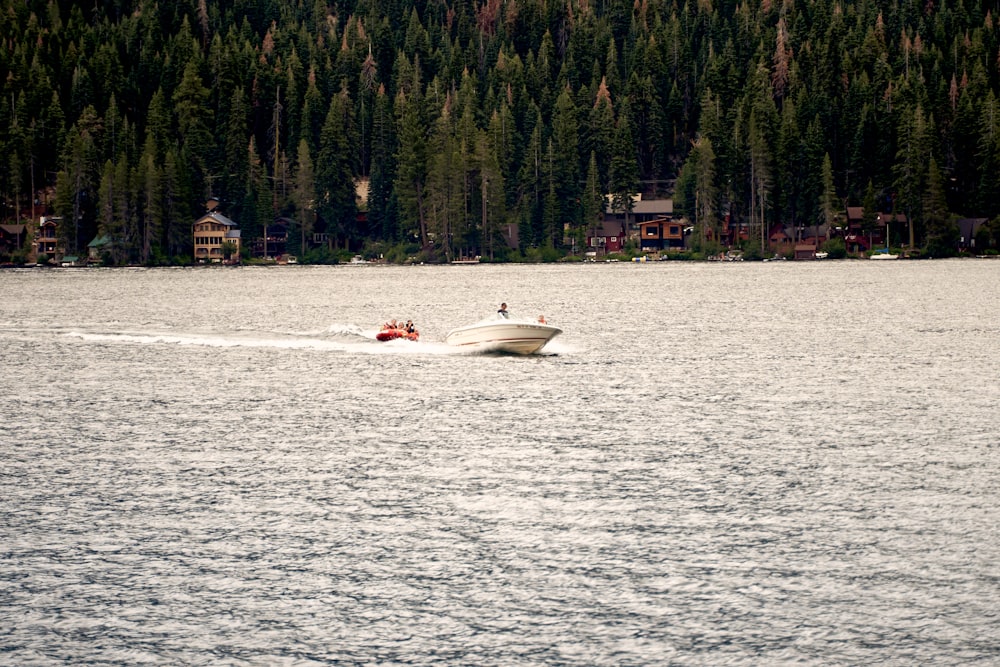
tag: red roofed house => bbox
[587,222,625,255]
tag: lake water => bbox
[1,260,998,665]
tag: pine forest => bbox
[2,0,1000,264]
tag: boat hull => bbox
[445,320,561,354]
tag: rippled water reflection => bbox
[2,261,999,665]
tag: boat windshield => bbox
[490,311,549,324]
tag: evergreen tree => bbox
[542,166,560,250]
[291,139,316,258]
[244,136,272,256]
[587,77,615,191]
[162,147,194,260]
[550,87,581,239]
[368,86,397,242]
[922,157,958,257]
[775,99,802,228]
[489,103,518,211]
[800,115,826,240]
[317,89,358,250]
[862,180,878,249]
[609,106,639,232]
[517,110,546,248]
[694,136,718,248]
[172,60,214,192]
[426,100,461,260]
[137,134,163,264]
[894,105,931,242]
[581,151,603,234]
[627,72,664,181]
[975,92,1000,219]
[394,88,429,247]
[300,70,326,154]
[479,128,506,260]
[455,100,480,255]
[97,159,125,263]
[674,157,697,222]
[222,86,250,220]
[145,88,171,160]
[54,123,98,254]
[819,153,838,233]
[748,109,773,249]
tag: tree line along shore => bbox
[1,0,999,267]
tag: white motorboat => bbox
[446,312,562,354]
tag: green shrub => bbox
[523,246,563,262]
[820,237,847,259]
[301,246,339,264]
[741,239,764,261]
[146,248,170,266]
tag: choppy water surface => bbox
[2,261,998,665]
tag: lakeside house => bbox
[586,222,626,255]
[590,195,675,255]
[877,212,908,247]
[840,208,907,253]
[957,218,988,251]
[193,204,241,264]
[638,218,685,252]
[37,216,61,257]
[603,195,674,237]
[764,223,831,257]
[261,217,291,259]
[794,244,817,260]
[0,224,27,256]
[87,235,111,263]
